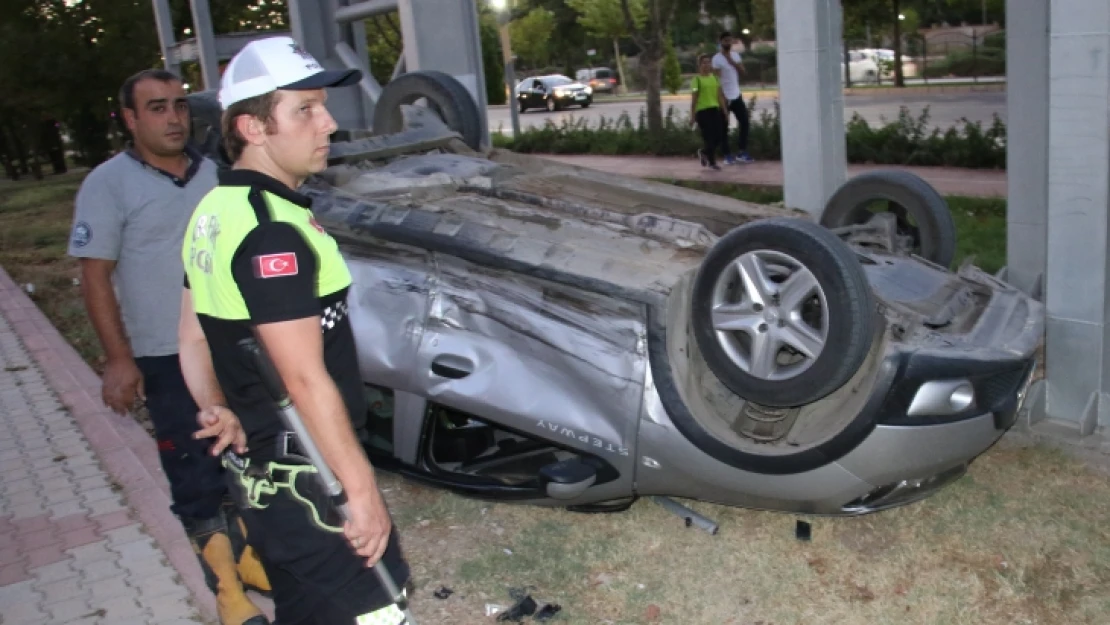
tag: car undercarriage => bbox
[186,72,1043,518]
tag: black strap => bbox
[247,187,273,224]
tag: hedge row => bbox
[492,97,1007,170]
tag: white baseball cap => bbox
[218,35,361,109]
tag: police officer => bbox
[177,36,411,625]
[68,68,270,625]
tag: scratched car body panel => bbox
[186,91,1044,516]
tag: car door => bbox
[411,251,646,502]
[529,79,546,107]
[340,243,434,465]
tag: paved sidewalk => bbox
[0,268,221,624]
[538,155,1007,199]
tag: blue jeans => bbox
[136,354,227,522]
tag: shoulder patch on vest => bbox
[253,252,299,279]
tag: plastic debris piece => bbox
[535,604,562,621]
[485,604,505,617]
[433,586,454,600]
[796,519,812,541]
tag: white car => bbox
[841,50,880,84]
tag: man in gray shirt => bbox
[68,69,270,625]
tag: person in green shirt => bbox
[689,53,729,170]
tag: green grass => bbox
[9,163,1109,625]
[0,169,104,366]
[661,179,1007,275]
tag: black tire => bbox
[821,169,957,268]
[372,70,483,150]
[546,97,557,112]
[691,218,876,408]
[185,90,230,167]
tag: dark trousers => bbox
[135,355,227,523]
[724,96,751,156]
[695,108,727,166]
[229,458,411,624]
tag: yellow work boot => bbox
[232,516,272,595]
[188,517,270,625]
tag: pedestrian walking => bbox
[691,54,729,170]
[178,36,412,625]
[713,31,755,164]
[67,68,271,625]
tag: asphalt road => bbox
[488,90,1007,135]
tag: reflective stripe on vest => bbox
[183,185,351,321]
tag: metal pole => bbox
[497,11,520,138]
[188,0,221,91]
[335,0,400,24]
[151,0,180,75]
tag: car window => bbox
[532,79,544,89]
[543,76,573,87]
[594,69,613,79]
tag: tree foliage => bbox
[511,7,557,68]
[566,0,646,40]
[619,0,681,135]
[565,0,645,92]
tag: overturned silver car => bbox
[187,73,1042,517]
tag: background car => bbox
[575,67,619,93]
[841,49,880,84]
[516,74,592,112]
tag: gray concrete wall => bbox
[773,0,847,217]
[1040,0,1110,433]
[1004,0,1049,298]
[398,0,491,146]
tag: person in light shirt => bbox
[711,31,755,164]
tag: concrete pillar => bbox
[1003,0,1050,298]
[1036,0,1110,435]
[397,0,491,147]
[188,0,221,90]
[151,0,180,76]
[287,0,373,130]
[773,0,847,217]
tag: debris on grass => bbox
[433,586,454,600]
[495,594,537,622]
[796,519,812,541]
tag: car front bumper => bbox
[636,339,1039,516]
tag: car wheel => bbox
[372,70,483,150]
[546,97,557,112]
[691,218,876,408]
[519,101,527,113]
[820,169,957,268]
[185,90,230,167]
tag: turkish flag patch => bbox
[253,252,299,278]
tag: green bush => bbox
[922,48,1005,78]
[492,97,1006,170]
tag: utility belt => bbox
[222,431,345,533]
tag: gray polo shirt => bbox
[68,146,218,358]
